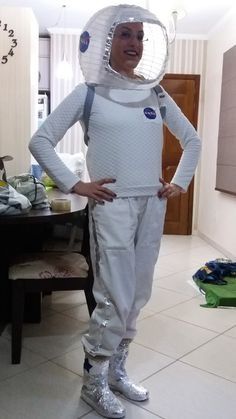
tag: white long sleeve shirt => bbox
[29,83,201,196]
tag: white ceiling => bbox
[0,0,235,37]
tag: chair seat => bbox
[9,252,88,280]
[8,204,96,364]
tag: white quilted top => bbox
[29,84,201,197]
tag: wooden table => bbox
[0,188,88,225]
[0,189,88,332]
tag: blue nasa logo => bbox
[143,107,156,119]
[80,31,90,53]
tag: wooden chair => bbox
[8,206,96,364]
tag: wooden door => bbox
[160,74,200,235]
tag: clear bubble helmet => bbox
[79,4,169,89]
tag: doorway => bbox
[160,74,200,234]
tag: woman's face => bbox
[110,22,144,78]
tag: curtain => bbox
[50,31,86,155]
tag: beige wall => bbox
[166,38,207,232]
[197,6,236,258]
[0,7,38,177]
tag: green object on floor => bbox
[194,277,236,308]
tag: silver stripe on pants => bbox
[82,196,167,357]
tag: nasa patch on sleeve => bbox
[143,107,157,119]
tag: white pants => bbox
[82,196,166,357]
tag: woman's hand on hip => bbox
[72,178,116,203]
[158,177,184,199]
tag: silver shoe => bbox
[109,339,149,402]
[81,356,126,418]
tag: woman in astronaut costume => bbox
[29,4,201,418]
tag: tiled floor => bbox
[0,235,236,419]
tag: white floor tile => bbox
[4,313,88,360]
[162,295,236,333]
[42,290,86,312]
[135,313,217,358]
[159,234,207,256]
[154,262,177,279]
[142,361,236,419]
[0,337,46,381]
[156,244,225,277]
[52,342,85,377]
[181,334,236,382]
[41,306,57,319]
[126,342,174,382]
[138,307,156,321]
[145,285,191,313]
[155,268,201,297]
[0,362,91,419]
[62,302,91,323]
[224,326,236,339]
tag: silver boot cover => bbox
[109,339,149,402]
[81,357,125,418]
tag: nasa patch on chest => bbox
[143,107,157,120]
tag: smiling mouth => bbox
[124,50,139,57]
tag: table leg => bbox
[0,262,11,334]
